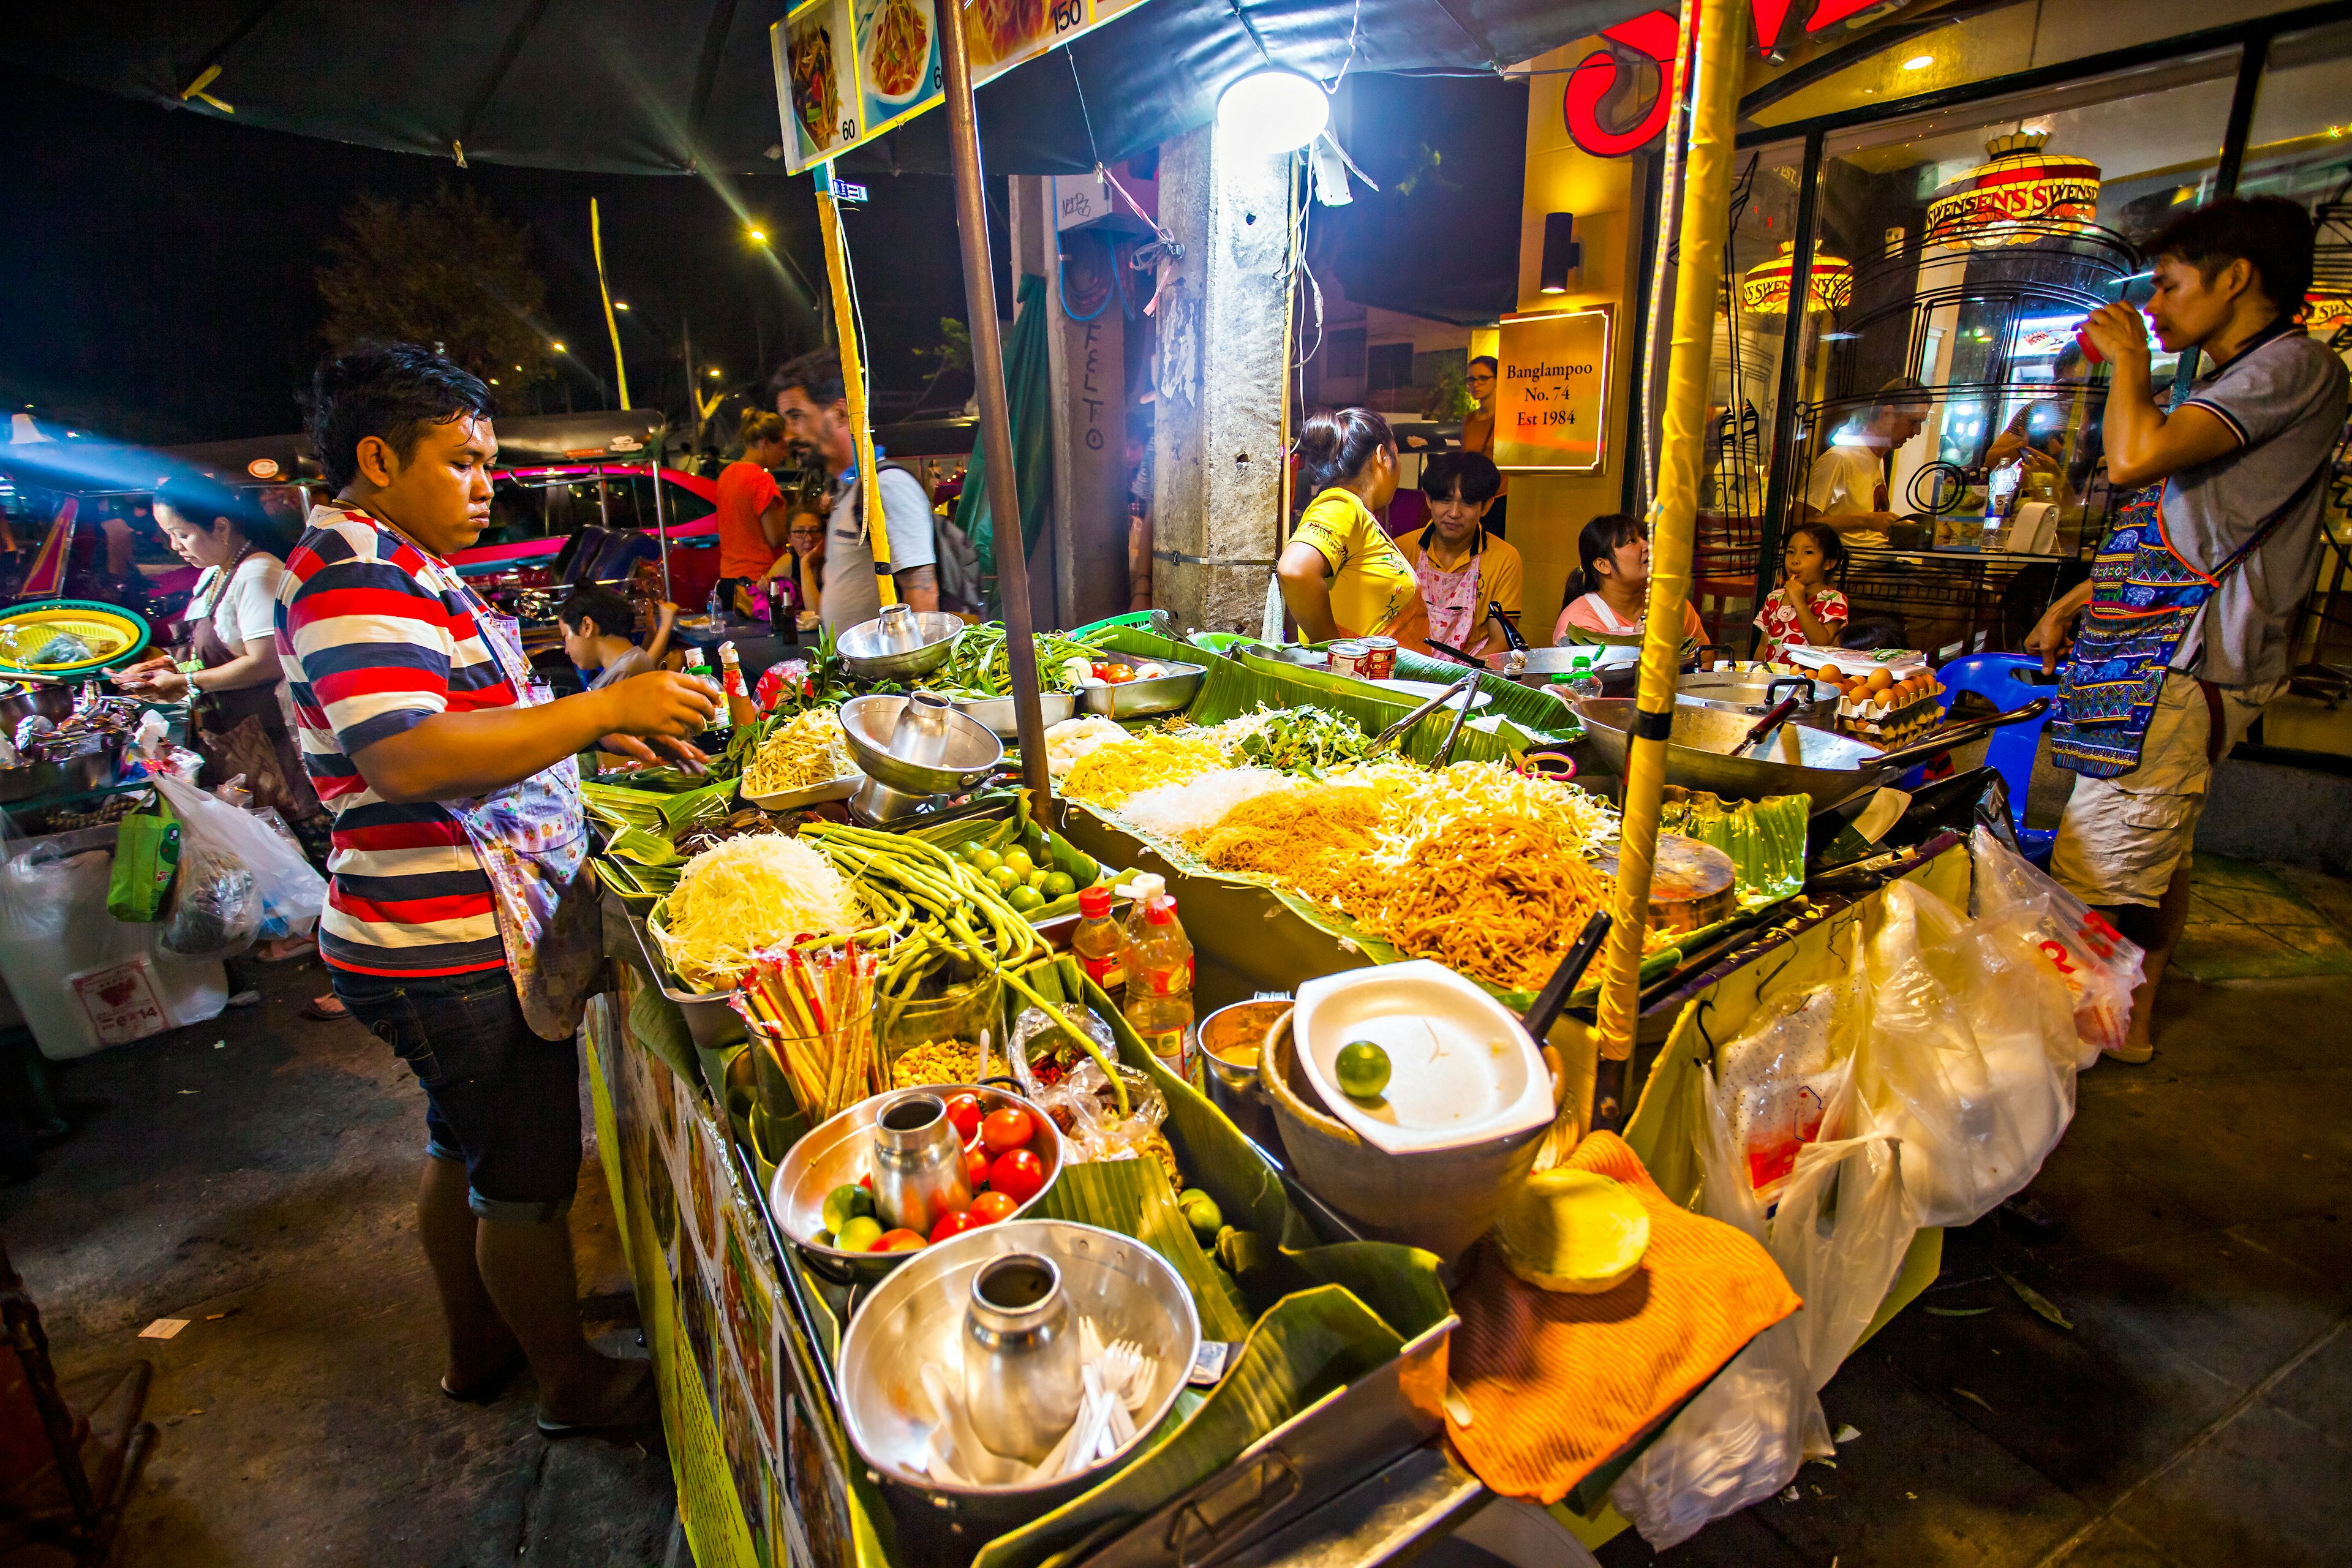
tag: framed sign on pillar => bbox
[1494,306,1613,474]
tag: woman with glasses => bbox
[1458,355,1509,536]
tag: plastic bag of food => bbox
[153,774,326,956]
[1849,879,2073,1228]
[1008,1003,1170,1170]
[1969,824,2144,1065]
[1716,982,1856,1208]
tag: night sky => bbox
[0,69,970,448]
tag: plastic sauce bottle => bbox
[1118,874,1196,1074]
[1557,654,1603,702]
[687,657,729,734]
[717,641,755,731]
[1071,884,1128,1002]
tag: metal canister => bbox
[1327,639,1371,677]
[963,1253,1084,1464]
[1359,636,1398,681]
[867,1091,973,1237]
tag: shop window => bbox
[1708,139,1808,521]
[1365,342,1415,395]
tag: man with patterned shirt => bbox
[282,342,715,1430]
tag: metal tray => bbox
[1077,662,1207,719]
[741,773,862,812]
[951,688,1076,738]
[626,908,748,1050]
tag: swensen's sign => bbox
[1566,0,1891,156]
[1494,308,1611,474]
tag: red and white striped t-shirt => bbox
[277,502,519,976]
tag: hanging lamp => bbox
[1738,240,1853,315]
[1924,130,2101,249]
[2305,202,2352,337]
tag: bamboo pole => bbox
[938,2,1054,807]
[1596,0,1747,1065]
[814,179,897,607]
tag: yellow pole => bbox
[1596,0,1747,1064]
[590,198,630,410]
[814,177,896,605]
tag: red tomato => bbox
[965,1145,992,1189]
[989,1148,1046,1204]
[930,1210,982,1243]
[943,1093,984,1142]
[969,1190,1019,1224]
[981,1106,1034,1156]
[871,1229,927,1253]
[858,1174,872,1191]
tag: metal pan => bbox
[1571,696,2048,809]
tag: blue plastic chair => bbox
[1936,650,2058,864]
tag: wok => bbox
[1572,696,2048,809]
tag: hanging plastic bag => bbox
[1969,824,2144,1065]
[152,773,326,958]
[1008,1003,1172,1171]
[106,791,181,923]
[1714,983,1856,1208]
[1768,1133,1920,1404]
[1850,879,2073,1227]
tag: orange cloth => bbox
[715,460,785,581]
[1443,1132,1801,1504]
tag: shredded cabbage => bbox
[652,834,864,990]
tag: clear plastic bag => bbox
[1969,824,2145,1065]
[153,774,326,957]
[1008,1003,1168,1165]
[1714,982,1856,1208]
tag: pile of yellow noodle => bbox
[1195,786,1381,905]
[1354,815,1618,992]
[1060,733,1223,808]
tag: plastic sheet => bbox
[153,774,325,960]
[1008,1003,1168,1165]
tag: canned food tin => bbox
[1359,636,1398,681]
[1327,639,1371,677]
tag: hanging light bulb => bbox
[1924,130,2101,249]
[1216,70,1329,156]
[1738,241,1853,317]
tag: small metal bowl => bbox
[1076,662,1207,718]
[837,608,967,680]
[1196,998,1289,1150]
[838,1218,1200,1542]
[769,1083,1065,1286]
[951,689,1076,739]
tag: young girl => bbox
[1754,522,1849,662]
[1554,513,1706,655]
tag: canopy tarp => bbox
[956,272,1052,585]
[1,0,1641,176]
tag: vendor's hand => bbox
[142,669,190,699]
[2018,444,2062,475]
[594,672,719,767]
[2026,607,2076,676]
[2081,301,2149,377]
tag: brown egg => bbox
[1864,668,1894,694]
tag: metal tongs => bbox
[1368,667,1482,766]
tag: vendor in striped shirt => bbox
[283,342,714,1433]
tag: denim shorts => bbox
[334,967,582,1224]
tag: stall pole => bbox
[1596,0,1746,1066]
[649,458,673,603]
[814,181,899,609]
[938,6,1055,807]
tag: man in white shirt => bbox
[1800,377,1931,551]
[769,349,938,635]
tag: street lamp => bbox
[747,227,767,244]
[552,341,568,352]
[614,301,630,311]
[707,368,722,379]
[1216,70,1329,156]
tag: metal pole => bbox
[1752,130,1825,614]
[649,456,672,603]
[1595,0,1746,1067]
[938,4,1054,809]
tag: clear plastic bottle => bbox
[1558,653,1604,702]
[687,656,729,734]
[1118,874,1195,1074]
[1071,884,1127,1003]
[717,641,755,731]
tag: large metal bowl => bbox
[951,689,1076,739]
[1076,662,1207,718]
[0,734,121,805]
[0,682,77,731]
[838,1218,1200,1545]
[1572,696,1890,807]
[837,606,967,680]
[769,1083,1065,1286]
[1678,671,1838,728]
[839,693,1004,797]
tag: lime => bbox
[1006,884,1046,913]
[987,865,1020,894]
[1178,1188,1223,1244]
[821,1182,875,1237]
[1001,848,1036,879]
[1335,1040,1391,1101]
[967,848,1001,875]
[834,1215,883,1253]
[1027,868,1050,891]
[1041,871,1077,899]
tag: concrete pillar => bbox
[1148,125,1291,636]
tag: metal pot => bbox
[1076,662,1207,719]
[0,734,121,805]
[1677,671,1838,728]
[837,605,965,680]
[0,682,76,731]
[952,689,1075,739]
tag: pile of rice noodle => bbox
[741,707,856,796]
[1337,760,1619,858]
[1060,733,1223,807]
[654,834,864,990]
[1196,786,1382,904]
[1117,767,1294,842]
[1354,814,1619,992]
[1042,715,1128,779]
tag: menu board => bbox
[1492,306,1613,474]
[777,0,1144,172]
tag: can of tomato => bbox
[1359,636,1398,680]
[1327,639,1371,677]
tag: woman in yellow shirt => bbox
[1278,407,1429,647]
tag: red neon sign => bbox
[1564,0,1885,156]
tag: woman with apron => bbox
[1400,452,1523,657]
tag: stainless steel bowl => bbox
[769,1083,1064,1286]
[837,606,967,680]
[951,689,1076,739]
[1076,662,1207,718]
[839,693,1003,797]
[0,734,121,805]
[1677,671,1838,728]
[838,1218,1200,1540]
[0,682,76,731]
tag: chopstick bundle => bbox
[734,942,881,1121]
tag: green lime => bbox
[834,1215,883,1253]
[1178,1188,1223,1243]
[967,848,1001,875]
[1041,871,1077,899]
[1335,1040,1391,1101]
[987,865,1020,894]
[1001,848,1036,879]
[1007,884,1046,913]
[1027,868,1050,891]
[821,1182,875,1237]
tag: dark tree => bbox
[317,186,554,388]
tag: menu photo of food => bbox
[854,0,940,132]
[963,0,1062,80]
[778,0,860,170]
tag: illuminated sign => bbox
[1924,132,2101,249]
[1565,0,1893,157]
[1493,307,1612,474]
